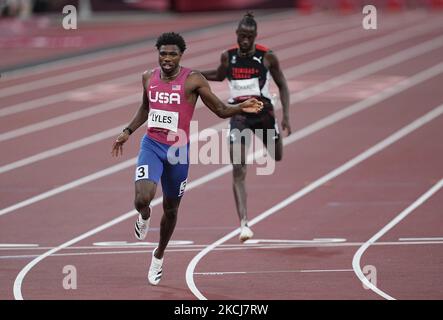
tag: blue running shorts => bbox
[135,135,189,198]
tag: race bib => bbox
[148,109,179,132]
[229,78,261,99]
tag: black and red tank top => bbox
[226,44,273,105]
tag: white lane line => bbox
[3,240,443,252]
[3,240,443,259]
[2,31,443,175]
[244,238,346,244]
[195,269,355,275]
[10,65,443,299]
[0,244,39,248]
[0,12,331,99]
[0,16,436,141]
[185,104,443,300]
[2,59,443,217]
[352,178,443,300]
[398,237,443,241]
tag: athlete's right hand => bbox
[111,132,130,157]
[240,98,263,113]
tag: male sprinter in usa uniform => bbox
[111,32,263,285]
[201,12,291,242]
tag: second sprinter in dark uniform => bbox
[201,12,292,242]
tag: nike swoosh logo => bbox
[150,85,158,89]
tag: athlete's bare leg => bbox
[155,196,181,259]
[260,127,283,161]
[134,180,157,220]
[230,143,248,226]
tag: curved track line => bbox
[352,178,443,300]
[185,104,443,300]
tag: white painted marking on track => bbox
[0,244,39,248]
[3,241,443,260]
[92,240,194,246]
[352,178,443,300]
[244,238,346,244]
[398,237,443,241]
[195,269,354,276]
[185,104,443,300]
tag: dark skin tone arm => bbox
[200,51,229,81]
[185,70,262,119]
[265,50,291,135]
[111,71,151,157]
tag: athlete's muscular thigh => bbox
[134,179,157,208]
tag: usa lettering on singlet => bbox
[146,67,195,145]
[226,44,273,104]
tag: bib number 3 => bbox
[135,165,149,181]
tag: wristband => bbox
[123,127,133,135]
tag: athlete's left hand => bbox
[282,116,292,136]
[240,98,263,113]
[111,131,129,157]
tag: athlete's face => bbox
[158,45,182,75]
[236,25,257,54]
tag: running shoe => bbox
[148,248,163,285]
[239,225,254,242]
[134,214,150,240]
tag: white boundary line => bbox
[3,240,443,258]
[3,239,443,252]
[185,104,443,300]
[352,178,443,300]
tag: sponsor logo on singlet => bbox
[148,108,179,132]
[149,91,181,104]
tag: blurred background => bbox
[1,0,442,73]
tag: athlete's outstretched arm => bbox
[191,72,263,118]
[200,51,229,81]
[111,71,150,157]
[267,51,292,135]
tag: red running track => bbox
[0,9,442,300]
